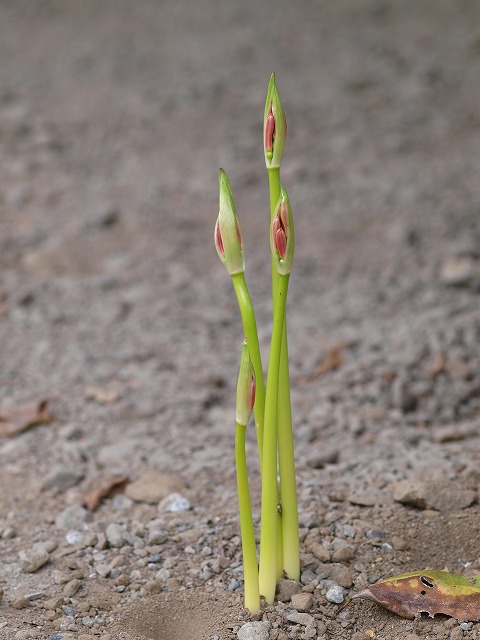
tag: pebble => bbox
[106,522,125,548]
[326,585,345,603]
[332,545,354,563]
[237,621,271,640]
[126,471,186,504]
[286,612,315,626]
[148,529,168,545]
[19,546,49,573]
[63,578,82,597]
[158,492,191,512]
[440,256,476,287]
[42,464,85,492]
[324,563,354,588]
[460,622,473,631]
[55,504,91,529]
[450,628,464,640]
[276,578,303,602]
[309,542,330,562]
[290,592,314,611]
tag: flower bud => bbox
[270,185,294,275]
[263,73,287,170]
[214,169,245,275]
[236,338,256,427]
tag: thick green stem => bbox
[258,274,289,604]
[235,423,260,612]
[268,167,299,580]
[231,273,265,464]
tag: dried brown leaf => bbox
[0,400,54,438]
[83,475,129,510]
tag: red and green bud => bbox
[270,185,294,275]
[263,73,287,170]
[214,169,245,275]
[236,338,256,427]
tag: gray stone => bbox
[324,563,354,588]
[286,612,315,626]
[20,546,49,573]
[106,523,125,548]
[126,471,186,504]
[42,465,84,492]
[237,621,271,640]
[276,578,302,602]
[55,504,91,529]
[326,585,345,603]
[158,492,191,513]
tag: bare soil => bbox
[1,1,480,639]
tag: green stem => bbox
[231,272,265,464]
[258,274,289,604]
[235,422,260,613]
[277,318,299,580]
[268,168,299,581]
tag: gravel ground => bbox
[1,1,480,639]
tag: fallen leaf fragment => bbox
[298,347,345,384]
[83,475,129,510]
[344,570,480,621]
[84,385,119,404]
[0,400,54,438]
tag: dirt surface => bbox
[1,1,480,639]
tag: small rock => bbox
[391,536,409,551]
[348,490,381,507]
[393,479,476,511]
[106,523,125,548]
[44,596,63,611]
[42,465,84,492]
[35,539,58,553]
[351,633,371,640]
[148,529,168,545]
[460,622,473,631]
[276,578,302,602]
[392,377,417,412]
[332,546,354,563]
[158,492,191,512]
[440,256,476,287]
[20,546,49,573]
[12,597,31,609]
[326,585,345,603]
[64,578,82,597]
[126,471,186,504]
[325,564,354,588]
[237,621,271,640]
[307,447,340,469]
[450,628,464,640]
[290,592,314,612]
[310,542,330,563]
[287,611,315,626]
[96,563,112,578]
[55,504,91,529]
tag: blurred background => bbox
[1,0,480,464]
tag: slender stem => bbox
[235,422,260,612]
[277,318,299,580]
[258,274,289,604]
[231,272,265,464]
[268,167,284,582]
